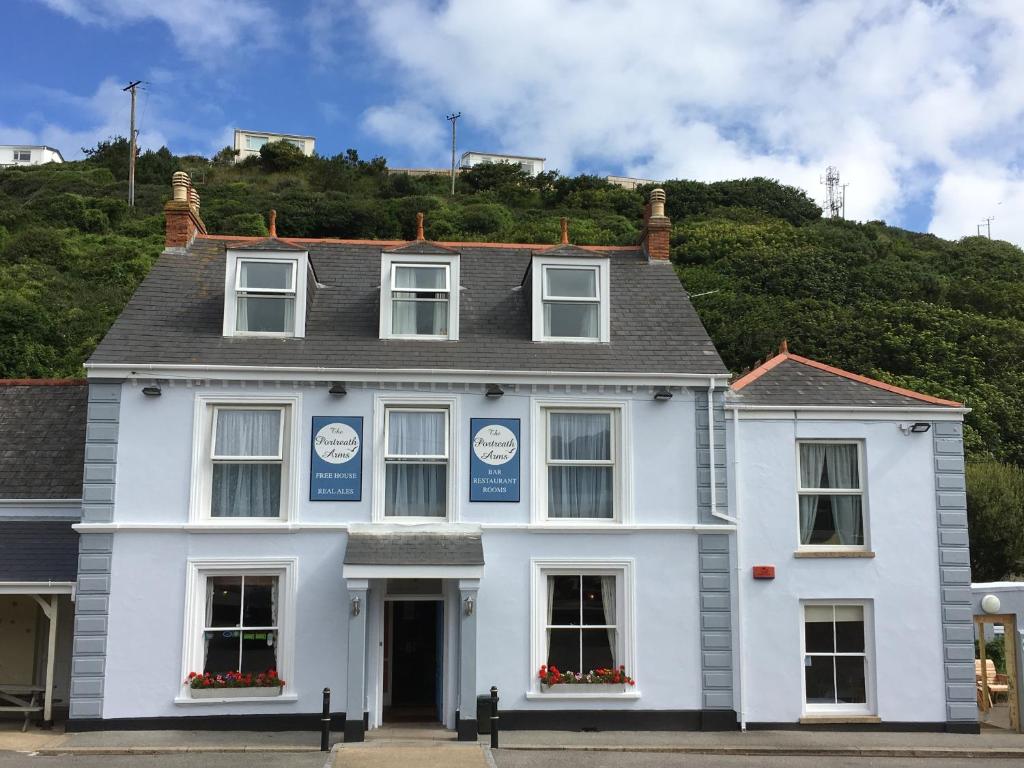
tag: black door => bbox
[387,600,439,721]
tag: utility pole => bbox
[840,183,849,220]
[123,80,142,207]
[446,112,461,196]
[981,216,995,239]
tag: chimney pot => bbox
[560,217,569,245]
[649,188,666,218]
[171,171,190,202]
[188,187,200,212]
[269,209,278,238]
[415,211,425,241]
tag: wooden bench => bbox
[0,685,44,732]
[976,658,1009,710]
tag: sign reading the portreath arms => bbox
[310,416,362,501]
[470,418,520,502]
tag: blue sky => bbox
[5,0,1024,244]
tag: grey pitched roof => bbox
[732,355,961,409]
[87,237,727,376]
[0,382,88,499]
[234,237,307,252]
[344,532,484,566]
[0,521,79,582]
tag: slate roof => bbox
[87,237,727,376]
[344,532,485,566]
[0,381,88,499]
[731,353,962,409]
[0,521,79,582]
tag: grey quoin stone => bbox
[68,383,120,722]
[932,421,977,725]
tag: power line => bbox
[122,80,142,207]
[446,112,461,196]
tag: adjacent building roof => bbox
[731,352,963,409]
[87,236,728,376]
[344,532,485,567]
[0,381,88,499]
[0,521,79,582]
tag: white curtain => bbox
[546,576,556,664]
[392,300,447,335]
[798,443,826,544]
[236,296,295,333]
[600,576,616,658]
[386,411,447,516]
[212,410,282,518]
[549,413,612,518]
[827,445,862,545]
[544,303,599,338]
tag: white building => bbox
[0,145,64,167]
[233,130,316,163]
[460,151,545,176]
[61,177,977,738]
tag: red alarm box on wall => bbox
[752,565,775,580]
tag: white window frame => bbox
[531,399,632,525]
[379,253,460,340]
[223,249,308,338]
[189,394,300,525]
[13,150,31,163]
[245,135,269,151]
[528,558,638,699]
[795,440,868,552]
[372,394,459,523]
[531,256,610,343]
[800,600,875,716]
[178,558,297,704]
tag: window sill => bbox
[174,693,298,706]
[794,550,875,559]
[799,714,879,724]
[526,690,641,701]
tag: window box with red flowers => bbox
[186,670,285,698]
[537,665,635,693]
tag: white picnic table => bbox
[0,684,45,731]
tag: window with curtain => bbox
[797,442,864,546]
[384,408,448,517]
[245,135,268,151]
[542,266,600,340]
[804,604,868,708]
[545,574,618,674]
[235,260,296,334]
[202,574,279,675]
[547,410,615,519]
[391,264,450,336]
[211,407,284,518]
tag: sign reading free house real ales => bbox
[470,418,520,502]
[310,416,362,501]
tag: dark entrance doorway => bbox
[384,600,442,723]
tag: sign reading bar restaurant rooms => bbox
[310,416,362,501]
[470,418,520,502]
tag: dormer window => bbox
[379,253,460,340]
[531,256,610,342]
[236,260,296,334]
[223,247,309,338]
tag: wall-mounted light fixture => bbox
[981,594,1001,614]
[464,595,475,616]
[350,595,361,616]
[329,382,347,396]
[653,388,673,402]
[899,422,932,435]
[485,384,504,399]
[142,383,162,397]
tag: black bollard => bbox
[489,686,499,749]
[320,687,331,751]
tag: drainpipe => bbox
[707,381,737,524]
[732,407,747,731]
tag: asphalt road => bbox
[492,752,1020,768]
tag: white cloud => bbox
[35,0,277,58]
[347,0,1024,241]
[930,165,1024,245]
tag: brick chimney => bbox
[164,171,207,248]
[641,187,671,261]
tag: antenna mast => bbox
[446,112,461,196]
[123,80,142,207]
[820,166,846,219]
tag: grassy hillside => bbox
[2,139,1023,471]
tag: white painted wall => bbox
[232,131,315,162]
[0,146,63,166]
[736,416,946,724]
[460,152,544,176]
